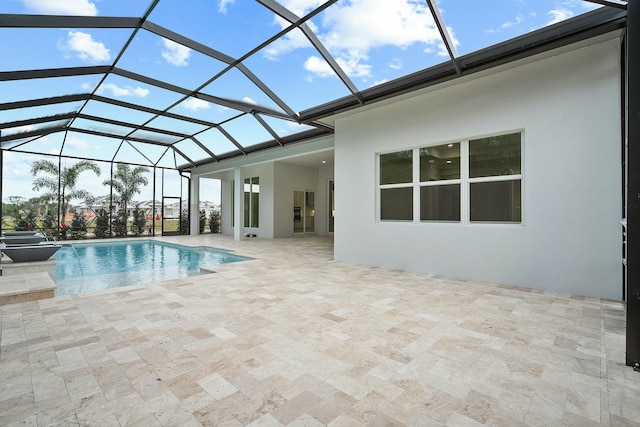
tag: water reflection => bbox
[53,241,251,295]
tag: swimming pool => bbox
[52,240,251,295]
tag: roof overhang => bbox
[300,7,627,127]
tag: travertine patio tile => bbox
[247,413,283,426]
[197,372,239,401]
[269,391,323,425]
[0,235,639,426]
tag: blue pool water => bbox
[52,240,251,295]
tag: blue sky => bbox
[1,0,601,204]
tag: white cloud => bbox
[181,98,211,111]
[502,15,524,28]
[2,152,36,179]
[304,54,371,79]
[322,1,440,52]
[66,136,90,150]
[336,54,372,78]
[547,9,574,26]
[23,0,98,16]
[487,14,525,34]
[267,0,445,80]
[218,0,236,14]
[388,58,403,71]
[59,31,110,63]
[98,83,149,98]
[278,0,326,17]
[304,56,335,78]
[436,29,460,57]
[161,39,191,67]
[242,97,258,105]
[264,18,314,60]
[503,14,524,29]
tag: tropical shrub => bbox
[60,223,69,240]
[131,205,147,236]
[113,211,128,237]
[179,209,189,234]
[69,210,88,239]
[42,210,57,237]
[208,210,220,234]
[199,209,206,234]
[16,210,37,231]
[94,209,110,238]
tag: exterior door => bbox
[293,191,315,234]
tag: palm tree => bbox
[103,163,149,217]
[31,159,101,225]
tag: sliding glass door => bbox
[293,190,315,234]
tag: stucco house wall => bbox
[334,36,622,300]
[216,163,275,238]
[196,138,334,239]
[273,162,319,237]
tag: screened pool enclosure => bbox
[2,0,639,368]
[0,0,625,236]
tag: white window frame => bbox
[377,130,524,225]
[377,149,415,222]
[417,141,463,222]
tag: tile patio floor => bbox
[1,235,639,426]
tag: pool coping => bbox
[0,271,55,305]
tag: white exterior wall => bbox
[217,165,275,238]
[220,171,235,236]
[243,163,275,238]
[317,163,334,236]
[217,162,331,238]
[334,38,622,300]
[192,137,334,239]
[273,162,319,237]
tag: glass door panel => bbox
[294,190,304,233]
[293,190,315,234]
[305,191,315,233]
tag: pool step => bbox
[0,272,55,306]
